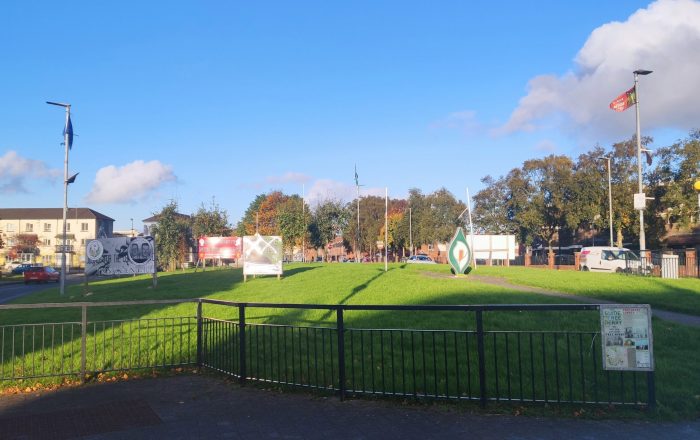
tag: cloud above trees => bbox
[0,150,60,194]
[85,160,176,204]
[498,0,700,140]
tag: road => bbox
[0,273,84,304]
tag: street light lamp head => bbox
[46,101,71,108]
[633,70,653,75]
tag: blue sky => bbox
[2,0,699,231]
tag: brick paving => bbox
[1,375,698,440]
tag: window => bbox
[66,223,71,232]
[81,239,86,245]
[42,255,52,265]
[81,223,89,232]
[6,223,15,232]
[25,223,34,232]
[44,223,51,232]
[43,238,51,246]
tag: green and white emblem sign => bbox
[448,227,472,275]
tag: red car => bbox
[23,266,60,284]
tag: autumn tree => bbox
[235,194,266,236]
[9,234,39,260]
[192,199,231,239]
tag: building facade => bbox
[0,208,114,269]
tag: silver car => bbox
[406,255,436,264]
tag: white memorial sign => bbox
[600,304,654,371]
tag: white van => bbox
[579,247,649,274]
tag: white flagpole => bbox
[385,187,388,272]
[302,183,305,263]
[466,187,476,269]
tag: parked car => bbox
[23,266,60,284]
[579,246,650,274]
[5,261,22,271]
[11,264,34,275]
[406,255,436,264]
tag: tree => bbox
[647,130,700,240]
[570,146,609,243]
[9,234,39,260]
[276,195,306,254]
[472,175,516,234]
[309,200,347,259]
[149,201,192,271]
[236,194,266,236]
[192,199,231,239]
[519,155,575,250]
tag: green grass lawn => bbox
[471,266,700,316]
[1,263,699,419]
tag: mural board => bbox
[85,236,156,276]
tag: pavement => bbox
[1,374,699,440]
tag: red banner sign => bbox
[198,236,242,260]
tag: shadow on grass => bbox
[282,266,320,278]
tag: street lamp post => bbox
[633,69,652,252]
[409,207,413,256]
[598,156,614,247]
[46,101,72,296]
[131,218,134,237]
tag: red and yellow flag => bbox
[609,86,637,112]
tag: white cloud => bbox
[305,179,385,207]
[534,139,557,152]
[498,0,700,139]
[430,110,482,133]
[265,172,311,186]
[85,160,176,204]
[0,150,60,193]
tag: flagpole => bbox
[302,184,305,263]
[385,187,388,272]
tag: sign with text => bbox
[243,234,283,277]
[197,236,241,260]
[85,236,156,276]
[600,304,654,371]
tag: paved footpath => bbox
[1,375,698,440]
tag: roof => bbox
[142,212,191,223]
[0,208,115,222]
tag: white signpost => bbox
[600,304,654,371]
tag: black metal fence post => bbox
[337,307,346,400]
[647,371,656,410]
[80,305,87,383]
[239,304,247,385]
[476,310,487,407]
[196,300,203,366]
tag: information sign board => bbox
[600,304,654,371]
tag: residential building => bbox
[0,208,115,269]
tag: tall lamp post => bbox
[633,69,652,252]
[46,101,72,296]
[598,156,614,247]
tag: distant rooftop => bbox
[0,208,115,222]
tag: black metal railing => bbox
[197,300,654,408]
[0,299,655,409]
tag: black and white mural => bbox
[85,236,156,276]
